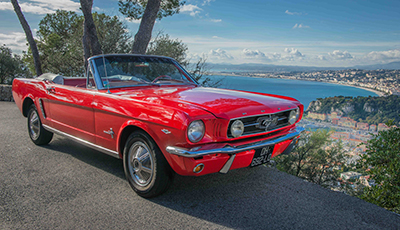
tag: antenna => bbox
[102,52,111,94]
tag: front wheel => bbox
[123,131,174,198]
[27,104,53,145]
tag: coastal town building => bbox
[340,171,362,180]
[369,124,377,132]
[307,112,327,120]
[338,117,357,129]
[377,123,389,131]
[357,122,369,131]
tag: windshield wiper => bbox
[154,79,197,85]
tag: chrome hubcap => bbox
[29,110,40,140]
[128,141,154,188]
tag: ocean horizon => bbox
[208,75,379,109]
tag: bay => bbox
[208,75,379,109]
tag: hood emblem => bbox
[256,115,279,131]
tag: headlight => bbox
[231,120,244,138]
[289,109,300,125]
[187,120,205,143]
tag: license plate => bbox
[250,146,274,167]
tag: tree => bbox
[302,140,345,185]
[119,0,184,54]
[80,0,102,60]
[276,129,346,187]
[31,10,83,76]
[357,125,400,214]
[0,44,31,84]
[10,0,42,76]
[23,11,132,76]
[146,32,215,86]
[146,32,188,65]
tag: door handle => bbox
[46,87,56,93]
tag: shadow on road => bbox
[36,135,400,229]
[42,137,125,179]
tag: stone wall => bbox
[0,85,13,101]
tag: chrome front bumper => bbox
[166,126,305,158]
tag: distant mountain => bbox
[209,61,400,73]
[209,63,341,73]
[353,61,400,70]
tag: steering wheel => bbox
[152,75,172,83]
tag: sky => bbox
[1,0,400,67]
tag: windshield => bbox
[93,56,195,88]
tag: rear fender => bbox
[22,94,36,117]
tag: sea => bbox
[207,75,379,109]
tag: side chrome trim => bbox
[42,124,120,159]
[38,98,46,119]
[166,126,305,158]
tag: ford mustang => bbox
[12,54,304,197]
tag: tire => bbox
[123,131,174,198]
[27,104,53,145]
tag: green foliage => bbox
[0,44,31,84]
[147,32,188,65]
[276,129,346,187]
[307,95,400,125]
[145,32,216,86]
[357,126,400,214]
[94,13,132,55]
[119,0,184,20]
[23,10,132,77]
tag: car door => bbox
[45,83,96,143]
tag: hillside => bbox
[306,95,400,125]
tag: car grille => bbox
[227,110,293,138]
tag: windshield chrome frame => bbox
[88,54,199,90]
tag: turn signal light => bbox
[193,163,204,173]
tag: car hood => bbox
[114,86,301,119]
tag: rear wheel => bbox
[123,131,174,198]
[27,105,53,145]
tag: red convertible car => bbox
[13,54,304,197]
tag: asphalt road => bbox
[1,101,399,229]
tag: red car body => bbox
[13,54,304,197]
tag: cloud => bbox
[280,48,305,61]
[210,19,222,23]
[0,32,29,53]
[0,0,80,14]
[209,49,233,60]
[124,17,141,24]
[366,49,400,61]
[284,48,305,57]
[243,49,266,58]
[268,52,282,60]
[285,10,303,15]
[0,2,14,11]
[328,50,353,60]
[202,0,215,6]
[292,23,310,29]
[180,4,202,17]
